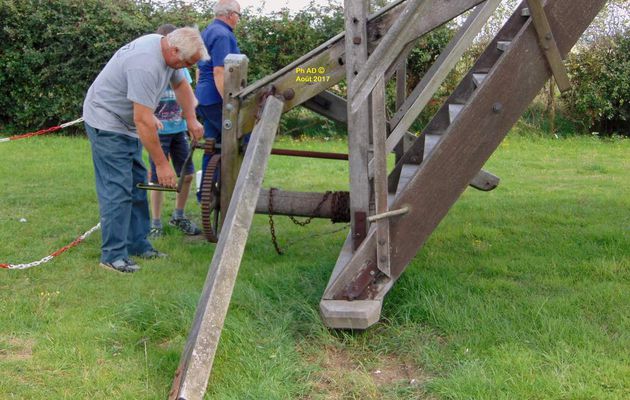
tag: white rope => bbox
[59,117,84,128]
[1,223,100,270]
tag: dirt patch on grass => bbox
[0,337,35,362]
[302,345,432,399]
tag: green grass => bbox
[0,132,628,399]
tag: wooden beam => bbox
[324,0,607,303]
[345,0,371,250]
[371,77,391,276]
[220,54,248,228]
[385,0,501,158]
[255,189,348,220]
[526,0,571,92]
[350,0,486,113]
[235,0,485,136]
[170,96,284,400]
[303,91,348,124]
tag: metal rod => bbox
[367,206,409,222]
[271,148,349,160]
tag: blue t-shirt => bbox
[195,20,240,106]
[155,68,192,135]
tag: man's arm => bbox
[213,66,225,99]
[133,102,177,187]
[172,77,204,141]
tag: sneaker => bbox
[100,258,140,273]
[136,248,167,259]
[169,216,202,236]
[149,226,163,239]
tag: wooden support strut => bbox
[169,96,284,400]
[234,0,486,136]
[220,54,249,227]
[526,0,571,92]
[345,0,371,251]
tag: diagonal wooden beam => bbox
[235,0,485,136]
[349,0,486,113]
[384,0,501,156]
[170,96,284,400]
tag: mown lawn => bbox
[0,131,628,399]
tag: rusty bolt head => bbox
[492,103,503,114]
[545,33,552,40]
[353,36,362,45]
[283,88,295,100]
[369,270,375,276]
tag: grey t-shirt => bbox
[83,34,185,138]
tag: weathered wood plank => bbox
[526,0,571,91]
[386,0,500,157]
[324,0,607,304]
[170,96,284,400]
[236,0,484,136]
[371,77,391,276]
[255,189,347,220]
[350,0,486,112]
[345,0,371,250]
[220,55,248,227]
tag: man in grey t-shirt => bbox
[83,27,209,273]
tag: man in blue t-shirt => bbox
[195,0,242,196]
[149,24,202,238]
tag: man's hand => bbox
[187,118,204,141]
[134,102,177,187]
[155,161,177,188]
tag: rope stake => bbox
[0,223,100,270]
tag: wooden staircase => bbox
[320,0,607,328]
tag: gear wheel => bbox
[200,154,221,243]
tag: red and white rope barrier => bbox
[0,223,100,270]
[0,117,84,143]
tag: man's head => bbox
[214,0,241,29]
[161,26,210,69]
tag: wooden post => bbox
[221,54,249,227]
[345,0,371,250]
[393,58,407,167]
[371,77,390,276]
[169,97,284,400]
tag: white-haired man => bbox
[196,0,242,196]
[83,27,209,273]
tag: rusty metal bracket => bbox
[526,0,571,92]
[336,259,381,300]
[352,211,367,250]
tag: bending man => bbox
[83,27,209,273]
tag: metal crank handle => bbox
[136,183,178,192]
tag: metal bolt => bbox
[353,36,362,45]
[378,239,386,246]
[545,33,552,40]
[223,119,233,130]
[225,103,234,112]
[370,270,375,276]
[283,88,295,100]
[492,102,503,114]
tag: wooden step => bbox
[497,40,512,52]
[472,73,488,88]
[423,133,442,156]
[448,103,465,123]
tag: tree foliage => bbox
[564,32,630,135]
[0,0,627,136]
